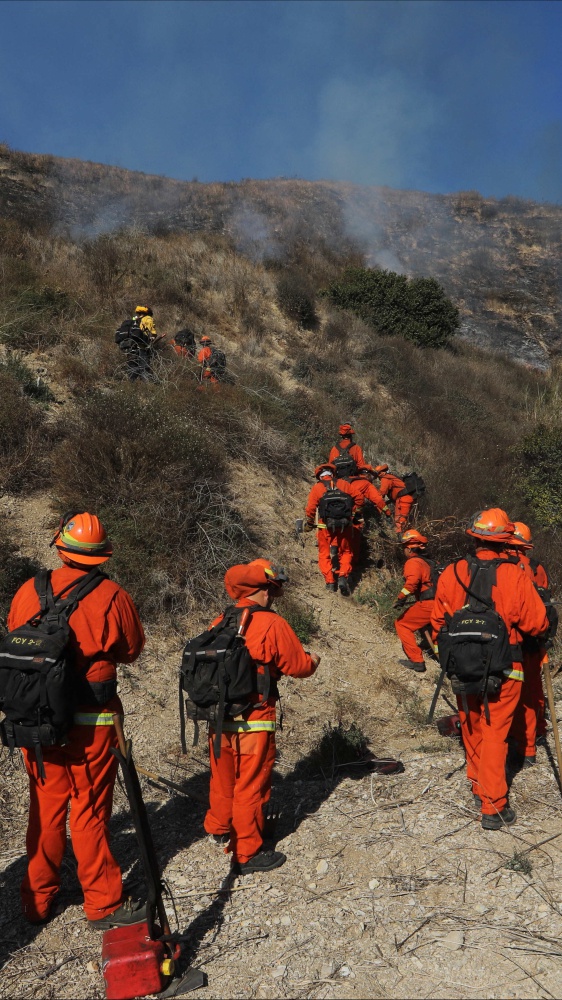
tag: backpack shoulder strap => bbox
[54,568,106,618]
[34,569,54,616]
[454,556,496,610]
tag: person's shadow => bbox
[0,731,401,977]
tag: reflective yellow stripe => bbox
[74,712,115,726]
[400,587,411,596]
[507,667,524,682]
[220,720,276,733]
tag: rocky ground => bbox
[1,486,562,1000]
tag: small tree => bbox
[323,267,459,348]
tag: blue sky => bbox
[1,0,561,201]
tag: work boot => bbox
[232,849,286,876]
[88,898,146,929]
[521,755,536,769]
[481,807,516,831]
[338,576,351,596]
[536,734,547,748]
[398,658,426,674]
[208,833,230,846]
[325,582,337,592]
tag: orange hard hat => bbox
[134,305,149,315]
[224,558,288,599]
[200,335,212,344]
[401,529,428,548]
[374,464,388,476]
[52,511,113,566]
[339,423,354,436]
[466,508,515,543]
[315,463,336,479]
[511,521,533,549]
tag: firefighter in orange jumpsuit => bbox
[198,335,218,383]
[304,463,363,595]
[8,512,145,926]
[431,509,548,829]
[349,465,393,560]
[328,423,365,472]
[393,530,436,674]
[373,465,415,534]
[203,559,320,874]
[507,522,553,766]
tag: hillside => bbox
[1,144,562,368]
[1,145,562,1000]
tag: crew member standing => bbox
[507,521,555,765]
[432,509,548,829]
[8,513,145,927]
[393,530,436,673]
[203,559,319,873]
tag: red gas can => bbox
[102,921,167,1000]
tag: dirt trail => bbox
[1,478,562,999]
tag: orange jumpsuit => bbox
[378,472,414,533]
[305,477,363,584]
[8,567,145,922]
[509,551,550,755]
[328,440,365,470]
[431,551,548,814]
[394,557,434,665]
[348,476,391,559]
[198,345,217,383]
[204,598,317,863]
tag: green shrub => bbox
[323,267,459,348]
[518,426,562,527]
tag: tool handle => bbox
[112,713,128,756]
[542,655,562,792]
[238,607,252,636]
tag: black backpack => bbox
[179,605,271,758]
[115,318,151,352]
[436,557,514,718]
[174,328,196,354]
[0,568,105,778]
[318,485,354,531]
[398,472,426,501]
[526,558,558,650]
[208,347,227,379]
[332,445,358,480]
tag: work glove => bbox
[353,515,365,528]
[392,598,405,610]
[304,521,315,533]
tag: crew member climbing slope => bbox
[201,559,320,874]
[506,521,557,767]
[393,530,437,674]
[431,509,549,829]
[373,465,415,534]
[348,465,392,560]
[304,464,363,595]
[328,424,365,479]
[6,512,145,926]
